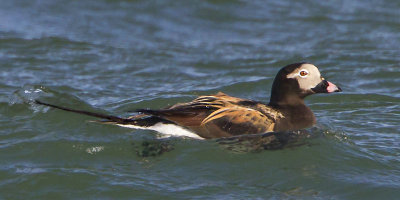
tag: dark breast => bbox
[273,105,316,132]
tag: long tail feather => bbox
[35,100,132,124]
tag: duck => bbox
[35,62,342,139]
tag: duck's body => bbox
[135,92,282,139]
[35,62,341,139]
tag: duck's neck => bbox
[269,92,305,107]
[268,94,316,131]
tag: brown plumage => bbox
[135,92,281,138]
[35,62,342,139]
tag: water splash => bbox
[9,85,52,113]
[86,146,105,154]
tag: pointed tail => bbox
[35,100,132,124]
[34,100,173,127]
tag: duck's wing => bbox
[136,92,276,138]
[136,92,245,126]
[199,106,275,137]
[166,92,246,110]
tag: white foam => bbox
[116,123,204,140]
[86,146,104,154]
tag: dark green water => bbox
[1,0,400,199]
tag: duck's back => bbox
[137,92,282,138]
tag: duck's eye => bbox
[299,70,309,77]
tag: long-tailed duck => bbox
[36,62,341,139]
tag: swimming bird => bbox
[35,62,341,139]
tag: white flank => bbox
[116,123,204,140]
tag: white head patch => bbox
[286,64,323,90]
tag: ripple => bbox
[1,0,400,199]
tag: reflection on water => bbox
[133,127,350,156]
[217,130,315,152]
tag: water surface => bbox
[1,0,399,199]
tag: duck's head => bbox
[269,62,342,106]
